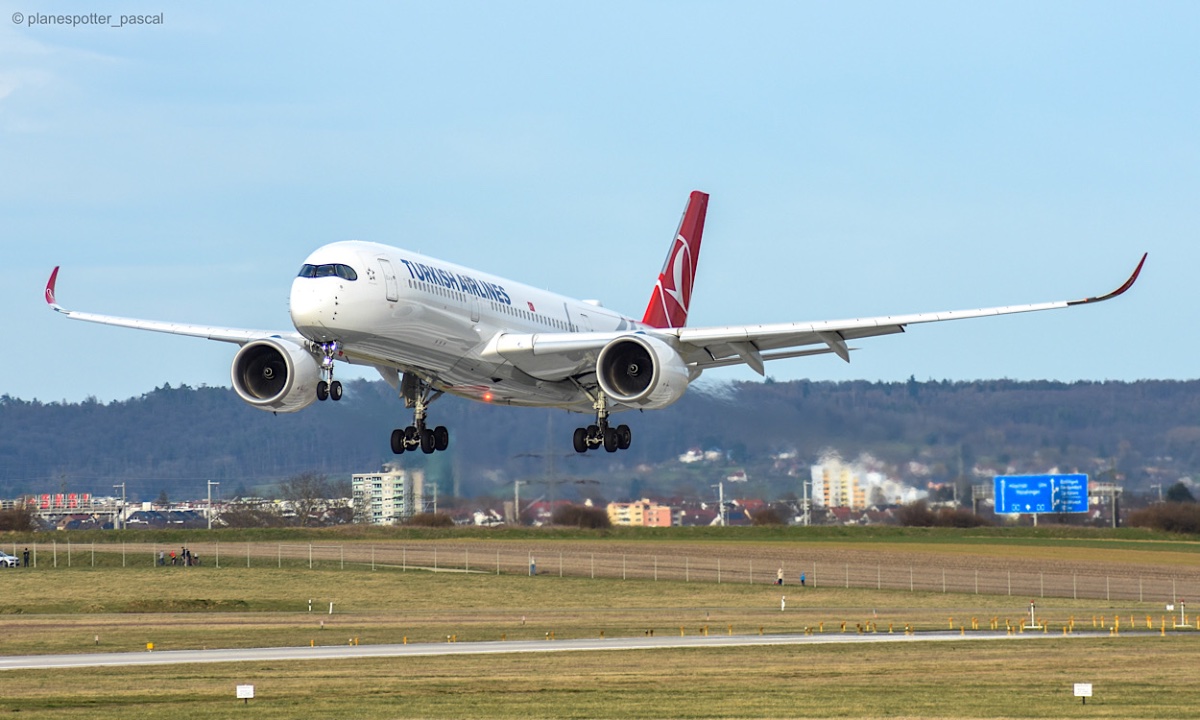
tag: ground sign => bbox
[993,474,1088,515]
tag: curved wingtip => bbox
[45,266,61,307]
[1068,253,1147,306]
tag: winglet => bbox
[1067,253,1147,306]
[45,266,62,309]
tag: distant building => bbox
[678,448,725,464]
[352,466,425,525]
[606,499,675,527]
[810,454,925,510]
[811,459,867,509]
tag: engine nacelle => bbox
[230,338,322,413]
[596,334,690,409]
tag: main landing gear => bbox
[390,373,449,455]
[315,342,343,402]
[572,393,632,453]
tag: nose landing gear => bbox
[390,373,450,455]
[315,342,343,402]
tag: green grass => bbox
[1,534,1198,718]
[0,565,1145,652]
[2,638,1197,718]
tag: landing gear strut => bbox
[315,342,343,402]
[572,392,632,453]
[390,373,449,455]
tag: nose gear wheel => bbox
[315,342,343,402]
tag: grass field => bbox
[3,638,1199,719]
[2,529,1199,718]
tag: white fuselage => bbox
[288,241,642,409]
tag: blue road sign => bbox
[1054,474,1088,513]
[994,474,1089,514]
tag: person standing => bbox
[22,547,30,568]
[776,568,784,586]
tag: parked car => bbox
[0,550,20,568]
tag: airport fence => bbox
[7,539,1199,606]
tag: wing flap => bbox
[673,254,1145,372]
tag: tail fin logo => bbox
[641,191,708,329]
[658,235,694,321]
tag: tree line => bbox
[2,377,1199,503]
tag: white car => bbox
[0,551,20,568]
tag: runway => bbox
[0,630,1090,671]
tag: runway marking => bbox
[0,631,1112,671]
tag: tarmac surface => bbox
[0,630,1098,671]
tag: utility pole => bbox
[801,478,810,527]
[207,481,220,530]
[513,442,592,508]
[711,481,726,526]
[513,480,525,526]
[721,481,726,526]
[113,482,126,530]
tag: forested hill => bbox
[2,378,1199,502]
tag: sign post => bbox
[1073,683,1092,705]
[236,685,255,705]
[994,474,1089,517]
[1025,600,1040,630]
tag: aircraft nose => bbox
[289,279,336,340]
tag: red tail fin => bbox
[641,190,708,329]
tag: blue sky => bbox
[4,2,1197,403]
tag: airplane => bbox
[45,191,1146,455]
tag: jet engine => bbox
[596,334,690,409]
[230,338,322,412]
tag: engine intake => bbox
[596,334,689,409]
[230,338,322,413]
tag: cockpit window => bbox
[298,263,358,281]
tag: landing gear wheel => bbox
[603,426,619,452]
[391,428,406,454]
[571,392,633,452]
[317,341,340,403]
[392,374,449,454]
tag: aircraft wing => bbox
[44,266,304,346]
[671,253,1147,375]
[488,254,1146,380]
